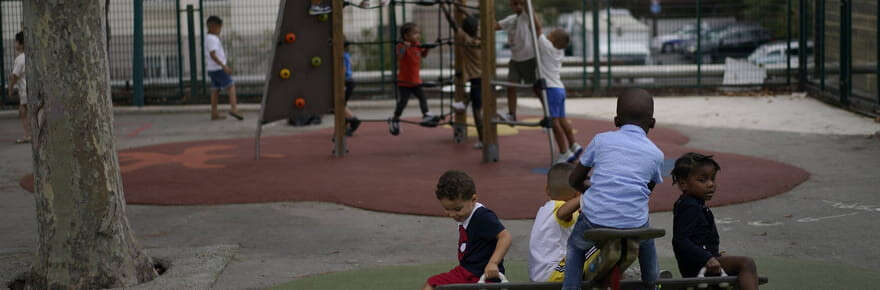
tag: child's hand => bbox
[705,257,722,275]
[483,262,500,280]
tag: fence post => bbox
[379,7,385,94]
[592,0,599,92]
[786,0,792,89]
[839,0,850,105]
[581,0,586,91]
[605,1,611,89]
[0,2,6,105]
[696,0,701,87]
[818,0,825,90]
[876,0,879,106]
[133,0,145,107]
[176,0,184,99]
[187,5,197,98]
[798,0,807,91]
[199,0,206,97]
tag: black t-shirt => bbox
[461,206,506,276]
[672,194,721,277]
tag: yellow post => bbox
[480,0,498,162]
[452,0,467,144]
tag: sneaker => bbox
[659,270,674,279]
[211,114,227,121]
[570,142,583,154]
[499,113,517,122]
[473,142,483,149]
[421,114,437,123]
[389,119,400,136]
[308,4,331,15]
[555,150,574,164]
[451,101,467,112]
[346,118,362,137]
[228,111,244,120]
[15,137,30,144]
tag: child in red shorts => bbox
[424,170,512,290]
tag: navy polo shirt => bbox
[460,205,506,276]
[672,194,721,277]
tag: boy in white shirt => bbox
[495,0,541,122]
[538,29,581,164]
[10,32,29,144]
[205,16,242,121]
[528,162,597,282]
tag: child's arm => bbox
[555,195,581,222]
[569,163,592,193]
[672,205,715,274]
[209,51,230,73]
[8,74,19,99]
[484,229,511,279]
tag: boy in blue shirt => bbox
[424,170,512,290]
[564,88,664,290]
[342,41,361,136]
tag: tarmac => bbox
[1,94,879,289]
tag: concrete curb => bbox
[112,244,239,290]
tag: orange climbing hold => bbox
[285,33,296,43]
[295,98,306,109]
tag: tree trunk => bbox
[23,1,158,289]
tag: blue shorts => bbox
[546,87,566,118]
[208,69,234,89]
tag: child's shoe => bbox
[568,142,583,162]
[555,150,574,164]
[309,3,331,15]
[228,111,244,120]
[473,141,483,149]
[389,119,400,136]
[346,117,362,136]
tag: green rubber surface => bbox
[270,257,880,290]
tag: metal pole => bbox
[813,0,820,80]
[581,0,587,91]
[524,0,558,164]
[199,0,206,97]
[798,0,807,91]
[605,1,611,89]
[187,5,197,98]
[592,0,599,92]
[818,0,825,90]
[176,0,184,98]
[839,0,850,105]
[390,1,398,108]
[876,0,879,106]
[696,0,702,87]
[134,0,145,107]
[787,0,792,88]
[379,7,386,94]
[0,3,6,105]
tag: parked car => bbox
[747,40,814,65]
[682,24,774,63]
[651,23,711,53]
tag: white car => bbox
[748,40,813,66]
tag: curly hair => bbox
[435,170,476,200]
[671,152,721,185]
[400,22,418,40]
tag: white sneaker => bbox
[555,150,573,164]
[570,142,582,153]
[473,142,483,149]
[451,101,467,112]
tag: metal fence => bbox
[0,0,876,114]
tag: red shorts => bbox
[427,265,479,286]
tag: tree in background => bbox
[21,0,158,288]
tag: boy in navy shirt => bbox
[671,153,758,290]
[424,170,512,290]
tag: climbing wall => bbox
[259,0,334,124]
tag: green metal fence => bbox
[1,0,876,114]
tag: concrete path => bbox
[1,95,879,289]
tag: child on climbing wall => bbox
[390,22,436,136]
[671,152,759,290]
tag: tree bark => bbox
[23,1,158,289]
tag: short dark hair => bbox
[462,15,479,37]
[400,22,418,40]
[547,162,575,198]
[551,29,570,48]
[671,152,721,185]
[207,15,223,25]
[435,170,476,200]
[14,31,23,45]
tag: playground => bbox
[1,0,880,289]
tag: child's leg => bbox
[506,87,517,118]
[19,105,30,141]
[414,86,430,116]
[717,256,758,290]
[393,86,413,120]
[210,89,221,119]
[227,84,239,113]
[637,237,659,288]
[552,119,568,153]
[421,282,433,290]
[344,80,356,119]
[558,117,577,149]
[505,60,520,118]
[562,214,596,290]
[469,78,483,141]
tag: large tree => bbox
[22,0,157,288]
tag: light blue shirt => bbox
[579,124,664,228]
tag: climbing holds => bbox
[311,57,322,67]
[279,68,291,79]
[295,98,306,109]
[285,33,296,43]
[317,14,329,22]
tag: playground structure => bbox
[254,0,559,164]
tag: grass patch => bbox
[271,257,880,290]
